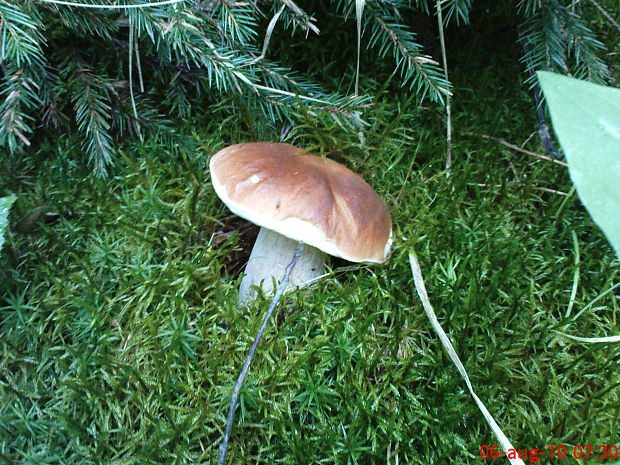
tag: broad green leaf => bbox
[0,195,17,253]
[537,71,620,260]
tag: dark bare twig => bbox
[218,242,304,465]
[518,32,562,160]
[472,183,568,196]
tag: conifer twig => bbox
[469,133,568,167]
[587,0,620,33]
[218,242,304,465]
[472,183,568,196]
[518,30,562,160]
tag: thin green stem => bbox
[436,0,452,171]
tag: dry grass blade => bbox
[553,331,620,343]
[248,5,285,64]
[408,252,525,465]
[436,0,452,171]
[354,0,365,94]
[36,0,185,8]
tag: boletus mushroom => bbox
[210,142,392,304]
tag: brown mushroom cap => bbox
[210,142,392,263]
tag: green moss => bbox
[1,31,619,464]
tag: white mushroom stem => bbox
[238,227,327,305]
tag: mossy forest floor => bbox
[2,20,619,465]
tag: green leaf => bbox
[0,195,17,253]
[537,71,620,260]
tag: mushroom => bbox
[209,142,392,304]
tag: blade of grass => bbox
[248,5,285,64]
[0,195,17,253]
[354,0,365,95]
[571,282,620,322]
[555,185,576,217]
[408,251,525,465]
[553,331,620,343]
[564,231,580,318]
[36,0,184,7]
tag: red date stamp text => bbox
[480,444,619,463]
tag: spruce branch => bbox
[215,0,258,47]
[0,65,41,150]
[517,0,610,158]
[163,72,192,117]
[40,68,68,129]
[253,84,372,128]
[65,58,115,175]
[0,0,608,175]
[112,91,195,153]
[147,7,259,92]
[517,0,544,15]
[518,0,610,85]
[563,6,610,83]
[369,15,451,102]
[0,0,47,67]
[441,0,473,25]
[49,3,118,40]
[518,25,562,159]
[273,0,319,35]
[519,4,569,80]
[254,60,324,96]
[112,17,369,129]
[332,1,451,103]
[248,59,372,126]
